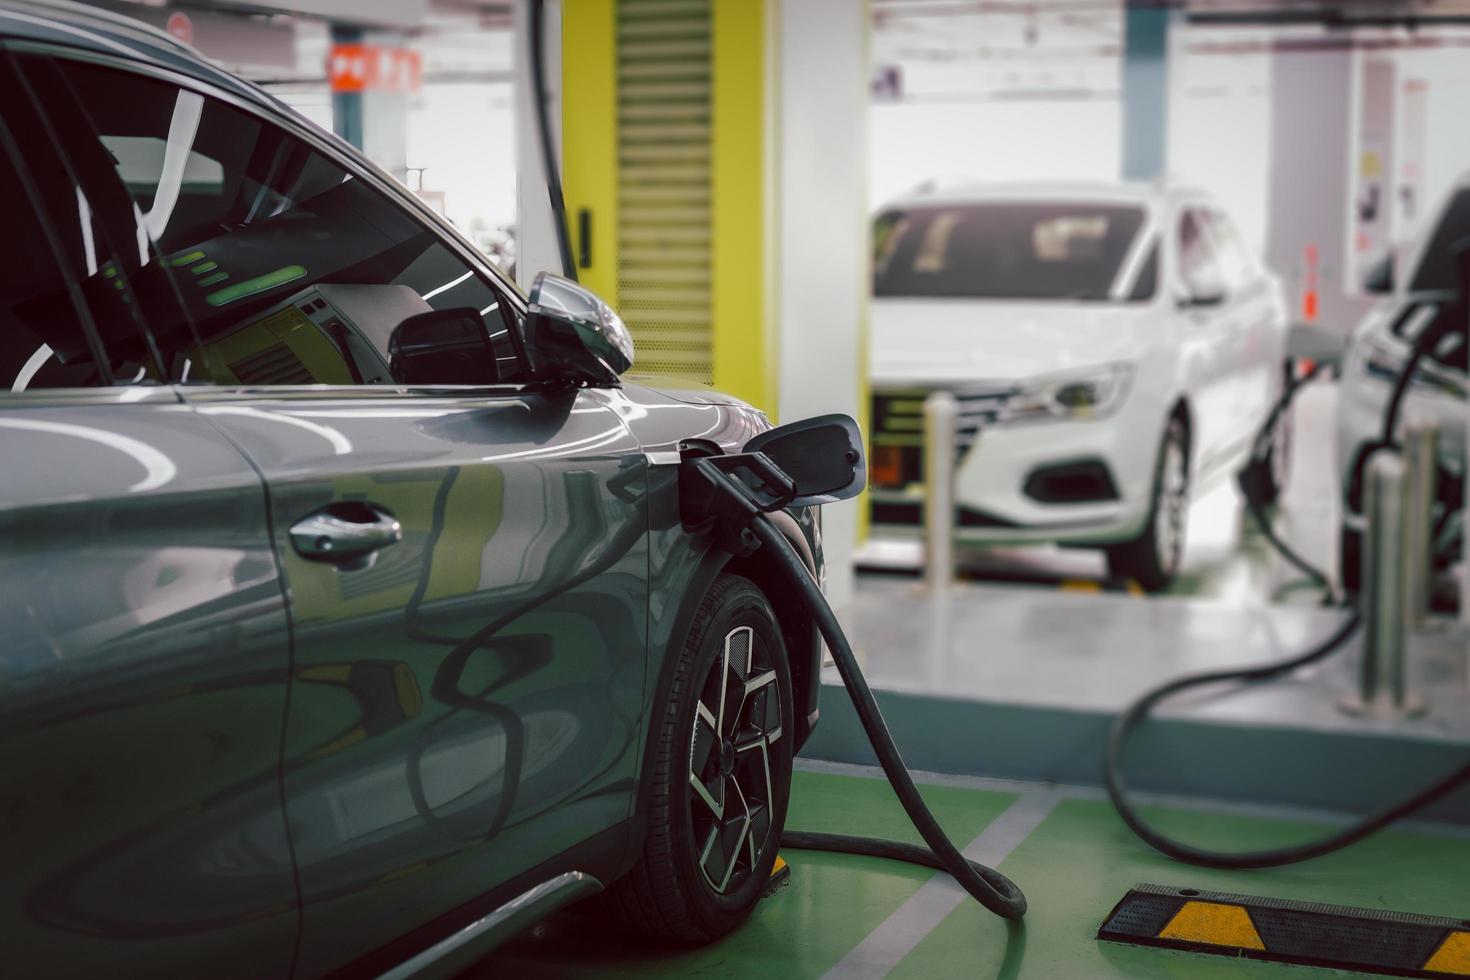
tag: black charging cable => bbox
[746,515,1028,920]
[1105,308,1470,869]
[1237,359,1338,600]
[674,451,1027,919]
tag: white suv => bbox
[869,181,1290,591]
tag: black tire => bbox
[1107,416,1190,593]
[1258,362,1295,505]
[606,573,793,944]
[1340,524,1362,594]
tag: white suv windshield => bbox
[873,202,1149,301]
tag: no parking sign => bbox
[165,11,192,44]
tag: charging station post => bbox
[1402,420,1438,629]
[922,391,959,594]
[1341,447,1425,718]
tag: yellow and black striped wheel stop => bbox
[1098,883,1470,977]
[762,855,791,898]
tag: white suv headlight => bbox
[998,364,1134,424]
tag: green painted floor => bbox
[477,769,1470,979]
[891,797,1470,979]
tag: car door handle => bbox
[290,502,402,568]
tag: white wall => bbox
[870,98,1120,208]
[405,81,518,238]
[869,26,1274,254]
[1167,34,1271,253]
[1413,46,1470,239]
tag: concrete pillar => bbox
[1350,57,1397,297]
[1264,47,1370,335]
[774,0,868,615]
[330,24,364,149]
[514,0,567,290]
[361,76,410,185]
[329,25,410,185]
[1121,6,1170,180]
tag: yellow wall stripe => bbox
[710,0,772,414]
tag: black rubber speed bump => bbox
[1098,883,1470,977]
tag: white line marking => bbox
[822,787,1063,980]
[794,759,1470,840]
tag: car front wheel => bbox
[606,573,793,943]
[1107,417,1190,592]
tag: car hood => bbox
[623,374,751,407]
[604,381,768,454]
[871,298,1153,385]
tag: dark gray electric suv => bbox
[0,3,826,976]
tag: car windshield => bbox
[1408,187,1470,294]
[873,201,1148,301]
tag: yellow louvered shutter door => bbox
[616,0,714,384]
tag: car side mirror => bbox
[388,307,499,385]
[743,414,867,506]
[1363,253,1394,294]
[1178,266,1226,309]
[524,273,634,385]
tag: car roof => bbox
[880,179,1214,212]
[0,0,283,113]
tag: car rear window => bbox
[873,202,1148,301]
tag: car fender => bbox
[618,509,818,880]
[1127,320,1191,471]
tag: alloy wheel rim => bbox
[1155,435,1187,574]
[688,625,783,894]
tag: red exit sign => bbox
[329,44,422,94]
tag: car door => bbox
[34,53,653,976]
[1206,207,1282,441]
[0,53,296,978]
[1174,205,1239,476]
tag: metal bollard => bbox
[1340,449,1425,717]
[922,391,959,593]
[1402,420,1437,628]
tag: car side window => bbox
[0,60,166,392]
[35,57,525,388]
[1206,209,1254,292]
[1125,239,1159,302]
[1178,208,1225,301]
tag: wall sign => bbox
[165,11,193,44]
[328,44,422,94]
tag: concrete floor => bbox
[831,577,1470,736]
[483,763,1470,979]
[805,575,1470,821]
